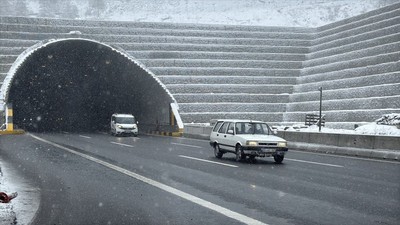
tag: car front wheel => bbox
[214,143,223,159]
[274,155,284,164]
[235,145,245,162]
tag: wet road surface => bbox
[0,132,399,225]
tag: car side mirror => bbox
[136,121,139,124]
[273,130,278,135]
[227,129,234,135]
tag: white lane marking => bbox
[286,158,344,168]
[171,142,203,149]
[79,135,91,139]
[111,142,135,148]
[174,136,210,143]
[29,134,266,225]
[179,155,238,168]
[290,150,400,164]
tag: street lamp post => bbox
[318,87,323,132]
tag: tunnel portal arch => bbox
[0,38,178,132]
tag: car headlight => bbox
[117,125,122,128]
[277,142,287,147]
[246,141,258,146]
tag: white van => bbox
[110,114,138,137]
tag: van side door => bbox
[111,116,116,130]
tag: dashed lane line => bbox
[285,158,344,168]
[179,155,238,168]
[29,134,267,225]
[171,142,203,149]
[111,142,135,148]
[79,135,92,139]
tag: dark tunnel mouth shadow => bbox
[3,38,175,133]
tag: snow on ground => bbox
[276,114,400,136]
[277,123,400,136]
[355,123,400,136]
[0,165,16,224]
[0,157,40,225]
[189,114,400,137]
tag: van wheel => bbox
[214,144,223,159]
[235,145,245,162]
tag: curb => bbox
[149,131,183,137]
[0,129,25,135]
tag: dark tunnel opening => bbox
[7,39,173,132]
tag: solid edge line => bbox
[28,134,268,225]
[290,150,400,164]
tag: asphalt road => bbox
[0,132,399,225]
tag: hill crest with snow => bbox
[0,0,399,27]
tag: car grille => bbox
[122,127,134,130]
[258,143,277,146]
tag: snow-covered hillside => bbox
[0,0,398,27]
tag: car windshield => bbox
[235,122,272,135]
[115,117,135,124]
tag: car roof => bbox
[215,119,265,123]
[112,113,134,117]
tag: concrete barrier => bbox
[183,124,212,140]
[277,130,400,152]
[278,131,400,160]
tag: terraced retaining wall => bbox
[0,2,399,130]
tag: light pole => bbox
[318,87,323,132]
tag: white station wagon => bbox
[209,119,288,163]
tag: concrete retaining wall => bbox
[1,1,399,127]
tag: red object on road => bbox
[0,192,18,203]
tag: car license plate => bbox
[261,148,275,153]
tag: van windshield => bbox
[115,117,135,124]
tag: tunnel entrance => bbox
[5,39,174,132]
